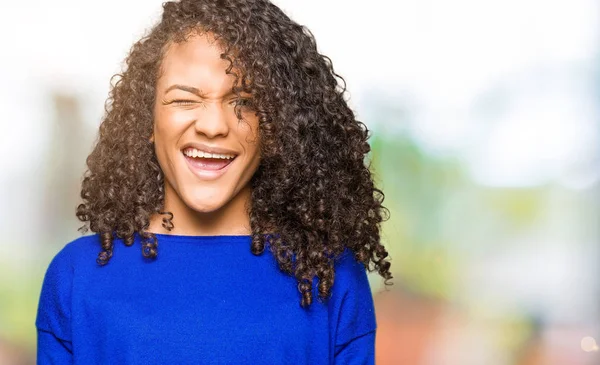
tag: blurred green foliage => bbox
[0,259,45,349]
[370,133,465,297]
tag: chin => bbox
[189,202,226,214]
[182,190,231,214]
[162,162,254,218]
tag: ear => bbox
[149,133,154,143]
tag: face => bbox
[152,33,260,218]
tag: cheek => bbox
[153,110,196,162]
[152,114,185,181]
[154,109,192,140]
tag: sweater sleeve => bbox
[35,245,74,364]
[331,249,377,365]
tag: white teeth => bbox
[183,148,235,160]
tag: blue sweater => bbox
[36,233,377,364]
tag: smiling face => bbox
[151,33,261,234]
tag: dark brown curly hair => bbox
[76,0,392,307]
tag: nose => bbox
[194,102,230,139]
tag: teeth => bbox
[183,148,235,160]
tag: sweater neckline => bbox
[146,232,252,243]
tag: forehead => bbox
[157,33,234,90]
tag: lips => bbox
[182,151,237,181]
[180,143,239,180]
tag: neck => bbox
[148,185,253,236]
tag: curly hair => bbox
[76,0,392,307]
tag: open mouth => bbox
[182,147,237,171]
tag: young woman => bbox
[36,0,392,363]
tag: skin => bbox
[148,33,261,236]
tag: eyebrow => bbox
[165,84,204,97]
[164,84,250,98]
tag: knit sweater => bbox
[36,233,377,364]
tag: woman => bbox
[36,0,392,363]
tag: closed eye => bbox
[171,99,197,106]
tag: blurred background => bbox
[0,0,598,364]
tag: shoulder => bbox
[43,234,98,276]
[37,234,100,307]
[41,233,100,274]
[329,248,377,345]
[332,248,371,294]
[59,234,100,258]
[36,234,98,338]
